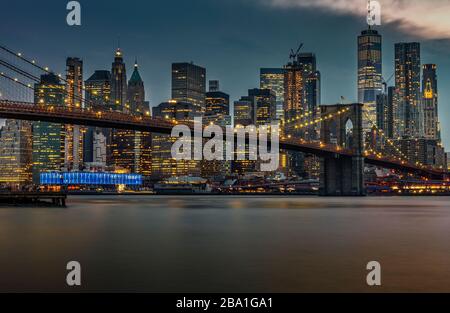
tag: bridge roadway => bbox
[0,100,446,180]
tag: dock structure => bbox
[0,192,67,207]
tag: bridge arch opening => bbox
[344,118,354,149]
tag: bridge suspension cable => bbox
[362,109,429,169]
[0,71,34,90]
[0,45,54,78]
[0,48,100,110]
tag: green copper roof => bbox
[129,62,143,84]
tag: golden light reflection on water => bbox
[0,195,450,292]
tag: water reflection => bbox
[0,195,449,292]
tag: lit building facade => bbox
[260,68,285,121]
[0,119,32,187]
[376,86,394,140]
[85,70,111,109]
[248,88,277,126]
[232,89,277,175]
[172,62,206,112]
[110,48,127,112]
[111,60,152,176]
[358,29,383,133]
[205,81,230,117]
[127,61,152,177]
[391,138,446,169]
[298,53,321,135]
[394,42,421,139]
[284,52,321,177]
[65,57,84,171]
[202,80,231,179]
[422,64,440,141]
[152,100,201,179]
[234,99,255,127]
[127,61,150,117]
[32,73,66,183]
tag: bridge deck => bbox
[0,100,447,179]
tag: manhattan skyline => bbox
[1,0,450,146]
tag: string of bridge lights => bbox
[362,111,410,162]
[362,110,428,169]
[0,71,34,90]
[0,45,57,80]
[283,110,315,124]
[289,107,351,130]
[0,47,100,109]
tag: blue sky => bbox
[1,0,450,147]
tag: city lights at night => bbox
[1,0,450,309]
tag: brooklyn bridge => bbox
[0,45,448,196]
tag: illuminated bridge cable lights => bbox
[2,44,78,92]
[283,110,315,124]
[291,107,351,130]
[361,109,415,165]
[0,99,446,177]
[0,45,97,109]
[0,55,99,110]
[0,45,54,78]
[361,109,437,172]
[0,72,34,90]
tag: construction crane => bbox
[289,43,304,62]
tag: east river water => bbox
[1,195,449,292]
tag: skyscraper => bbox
[201,80,232,178]
[127,61,152,176]
[85,70,111,110]
[358,29,382,133]
[111,58,152,175]
[65,57,84,171]
[234,98,255,127]
[32,73,66,183]
[394,42,421,139]
[231,89,277,175]
[172,62,206,112]
[208,80,220,92]
[422,64,440,140]
[205,80,230,117]
[376,86,394,140]
[127,61,150,116]
[151,100,201,179]
[0,120,32,187]
[232,96,257,175]
[110,48,127,112]
[298,53,321,127]
[284,53,320,139]
[248,88,277,126]
[284,59,304,130]
[260,68,285,121]
[284,52,321,177]
[84,70,111,166]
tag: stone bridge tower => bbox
[319,103,365,196]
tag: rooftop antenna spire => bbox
[367,0,372,30]
[115,36,123,57]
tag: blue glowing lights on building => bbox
[40,172,142,186]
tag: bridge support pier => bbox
[319,103,366,196]
[320,154,365,196]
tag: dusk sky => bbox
[2,0,450,146]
